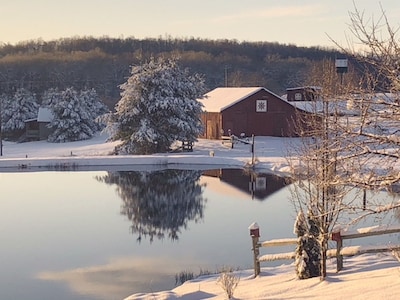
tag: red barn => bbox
[199,87,311,139]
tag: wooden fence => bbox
[249,224,400,276]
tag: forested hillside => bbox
[0,36,341,108]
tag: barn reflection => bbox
[202,169,288,200]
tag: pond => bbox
[1,168,399,300]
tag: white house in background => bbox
[24,107,54,141]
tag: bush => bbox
[217,271,240,299]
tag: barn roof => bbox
[200,87,269,112]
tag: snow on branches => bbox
[46,87,108,143]
[108,56,206,154]
[1,88,38,133]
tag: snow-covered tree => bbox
[79,88,109,131]
[289,4,400,280]
[330,4,400,191]
[294,211,321,279]
[1,88,38,137]
[0,93,8,129]
[47,87,106,142]
[41,88,60,107]
[108,56,205,154]
[288,59,354,279]
[0,93,6,154]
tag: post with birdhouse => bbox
[249,222,260,276]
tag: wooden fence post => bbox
[331,231,343,272]
[249,222,261,277]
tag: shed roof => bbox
[286,86,321,91]
[37,107,54,122]
[200,87,273,112]
[25,107,54,123]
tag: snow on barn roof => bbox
[199,87,265,112]
[37,107,54,122]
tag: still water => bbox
[1,168,399,300]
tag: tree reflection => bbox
[97,169,206,242]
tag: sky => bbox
[1,0,399,48]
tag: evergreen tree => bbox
[47,87,102,142]
[294,210,321,279]
[2,88,38,136]
[79,88,109,131]
[108,57,205,154]
[42,88,60,107]
[0,93,8,129]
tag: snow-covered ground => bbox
[1,134,400,299]
[126,253,400,300]
[0,133,293,174]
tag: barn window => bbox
[295,92,302,100]
[256,100,267,112]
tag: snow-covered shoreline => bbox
[0,133,292,175]
[0,155,247,172]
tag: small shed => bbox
[199,87,310,139]
[24,107,54,140]
[286,86,321,102]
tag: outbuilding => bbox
[199,87,311,139]
[285,86,321,102]
[24,107,54,141]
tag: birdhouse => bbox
[335,58,348,74]
[248,222,260,237]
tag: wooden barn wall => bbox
[221,90,300,137]
[200,112,222,139]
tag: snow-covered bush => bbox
[217,271,240,299]
[294,211,321,279]
[392,249,400,262]
[107,56,205,154]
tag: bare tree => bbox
[287,60,357,279]
[330,3,400,193]
[288,3,400,280]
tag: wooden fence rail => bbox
[249,223,400,276]
[331,225,400,271]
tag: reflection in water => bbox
[203,169,289,200]
[3,169,398,300]
[36,256,193,300]
[96,169,206,242]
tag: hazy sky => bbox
[1,0,399,47]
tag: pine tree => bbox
[294,210,321,279]
[79,88,109,131]
[47,87,101,142]
[108,56,205,154]
[42,88,60,107]
[2,88,38,137]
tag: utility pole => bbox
[224,65,230,87]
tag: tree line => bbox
[0,36,341,107]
